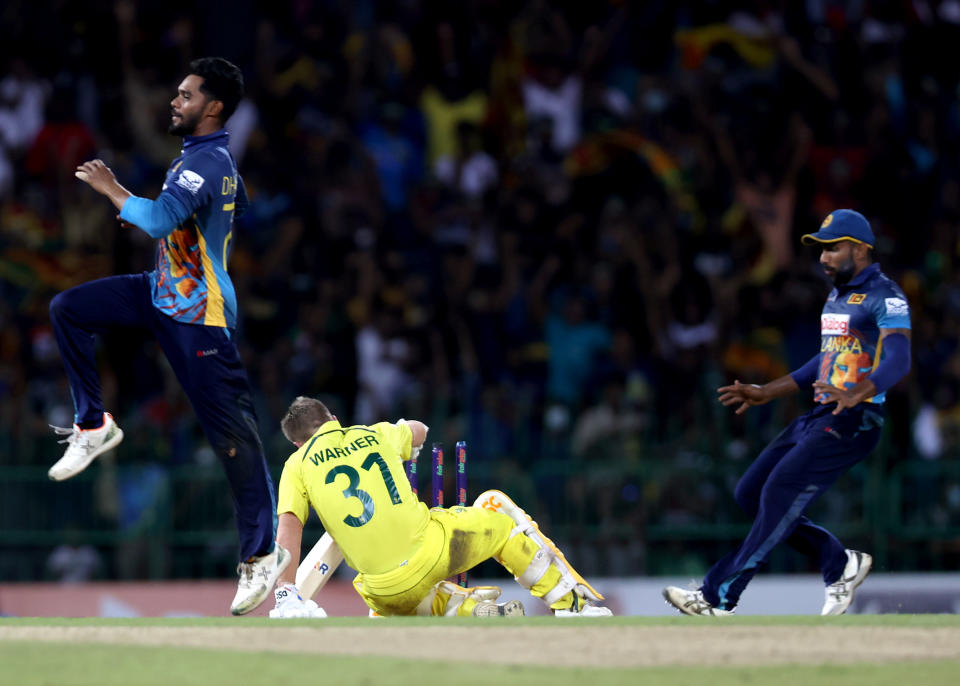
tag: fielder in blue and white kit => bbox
[664,209,911,616]
[48,58,289,615]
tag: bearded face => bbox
[168,74,209,136]
[820,242,857,285]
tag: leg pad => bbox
[474,489,603,605]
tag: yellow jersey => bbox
[277,419,429,574]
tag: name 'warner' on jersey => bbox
[146,129,246,328]
[818,263,911,404]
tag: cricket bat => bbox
[295,532,345,600]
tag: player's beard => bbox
[168,110,200,136]
[825,258,856,286]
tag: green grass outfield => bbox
[1,615,958,686]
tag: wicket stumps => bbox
[405,446,418,497]
[431,443,444,508]
[455,440,467,587]
[408,441,467,587]
[399,438,470,597]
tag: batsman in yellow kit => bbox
[273,396,612,617]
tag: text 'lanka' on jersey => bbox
[152,129,247,329]
[818,263,911,404]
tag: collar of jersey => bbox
[299,420,344,459]
[182,128,230,150]
[837,263,880,291]
[316,419,342,434]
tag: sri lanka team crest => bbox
[847,293,866,305]
[821,213,834,228]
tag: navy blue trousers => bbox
[49,273,276,560]
[701,404,882,610]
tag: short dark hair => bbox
[281,397,334,444]
[188,57,244,123]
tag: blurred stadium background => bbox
[0,0,959,595]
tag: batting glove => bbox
[269,583,328,619]
[396,418,428,460]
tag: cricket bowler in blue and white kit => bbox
[664,209,911,616]
[47,58,288,615]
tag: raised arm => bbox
[76,158,193,238]
[776,34,839,102]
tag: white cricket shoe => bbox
[231,545,291,616]
[821,549,872,616]
[473,599,526,617]
[48,413,124,481]
[663,586,735,616]
[554,593,614,617]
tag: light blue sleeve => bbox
[120,193,192,239]
[121,149,224,238]
[874,287,911,329]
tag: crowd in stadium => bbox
[3,1,960,578]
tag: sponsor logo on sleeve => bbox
[847,293,866,305]
[885,297,908,317]
[821,313,850,335]
[175,169,205,194]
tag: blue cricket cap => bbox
[801,209,874,248]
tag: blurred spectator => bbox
[355,304,414,424]
[433,121,498,199]
[359,101,425,215]
[0,57,48,196]
[571,376,649,459]
[46,540,102,582]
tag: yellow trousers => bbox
[353,505,569,616]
